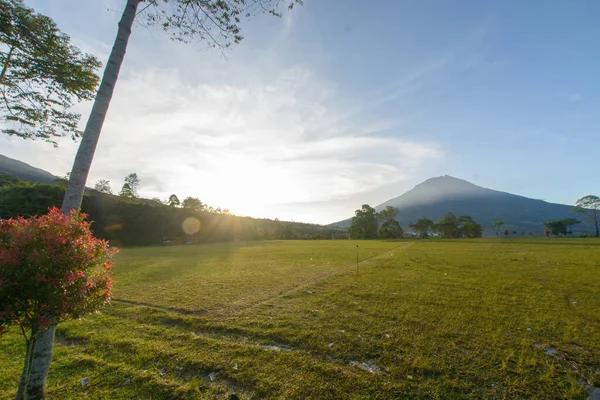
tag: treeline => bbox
[0,175,345,246]
[347,204,484,239]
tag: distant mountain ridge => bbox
[0,154,589,236]
[0,154,56,184]
[333,175,589,236]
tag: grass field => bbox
[1,239,599,399]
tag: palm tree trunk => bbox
[25,1,141,398]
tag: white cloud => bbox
[0,65,441,222]
[80,67,441,220]
[0,3,442,223]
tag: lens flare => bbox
[182,217,200,235]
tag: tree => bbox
[93,179,112,194]
[46,2,301,397]
[0,0,100,145]
[167,194,180,207]
[0,173,20,187]
[458,215,483,238]
[376,206,403,239]
[124,173,140,198]
[563,218,581,235]
[378,219,403,239]
[118,183,133,198]
[275,221,294,239]
[409,218,434,239]
[0,207,115,399]
[182,196,204,211]
[544,218,581,236]
[377,206,397,222]
[348,204,378,239]
[571,195,600,238]
[0,181,64,218]
[492,220,504,237]
[434,212,460,239]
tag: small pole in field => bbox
[356,245,359,275]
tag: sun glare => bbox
[182,217,201,235]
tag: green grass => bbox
[1,239,599,399]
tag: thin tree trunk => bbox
[23,326,53,400]
[61,0,141,215]
[25,1,141,399]
[15,336,35,400]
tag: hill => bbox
[0,154,56,184]
[333,175,588,236]
[0,173,344,246]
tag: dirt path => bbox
[112,242,414,319]
[227,242,414,317]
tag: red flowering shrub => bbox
[0,207,117,335]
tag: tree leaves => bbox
[571,195,599,237]
[141,0,302,47]
[0,0,101,145]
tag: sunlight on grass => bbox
[1,239,599,399]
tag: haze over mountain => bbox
[333,175,588,236]
[0,154,590,235]
[0,154,56,184]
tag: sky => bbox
[1,0,599,224]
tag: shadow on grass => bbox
[111,298,209,316]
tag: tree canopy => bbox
[182,196,204,211]
[348,204,379,239]
[377,206,403,239]
[571,195,599,238]
[94,179,112,194]
[118,183,134,198]
[458,215,484,238]
[409,218,434,239]
[544,218,581,236]
[124,173,140,198]
[167,194,180,207]
[0,0,101,144]
[434,213,461,238]
[407,213,483,239]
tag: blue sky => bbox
[1,0,598,223]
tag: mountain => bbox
[0,154,56,184]
[0,154,588,236]
[333,175,588,236]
